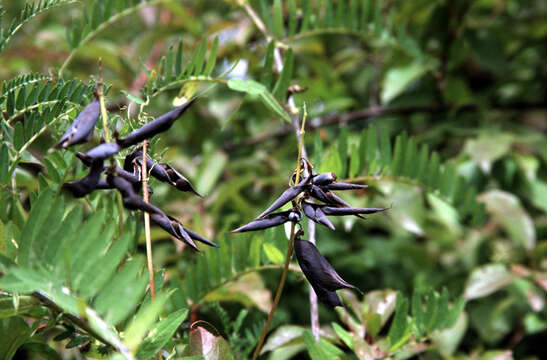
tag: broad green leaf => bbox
[302,330,328,360]
[381,62,428,103]
[227,78,291,123]
[479,190,535,250]
[332,322,353,349]
[136,309,189,359]
[125,291,172,350]
[388,293,411,351]
[260,325,305,354]
[263,243,284,265]
[0,144,9,183]
[320,146,342,175]
[464,264,514,300]
[0,316,32,359]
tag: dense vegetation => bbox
[0,0,545,359]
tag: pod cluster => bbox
[232,160,388,307]
[55,98,216,251]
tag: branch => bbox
[223,101,547,150]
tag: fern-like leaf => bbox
[0,0,76,53]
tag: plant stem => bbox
[141,140,155,300]
[97,61,111,143]
[251,112,307,360]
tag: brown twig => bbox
[142,140,155,300]
[223,101,547,151]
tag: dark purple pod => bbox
[85,142,121,161]
[95,178,113,189]
[302,201,335,230]
[313,284,344,308]
[182,226,218,248]
[161,164,201,197]
[312,172,337,186]
[256,185,308,219]
[107,174,162,215]
[309,185,331,204]
[323,190,352,208]
[149,212,195,248]
[62,159,104,197]
[167,216,199,251]
[294,239,361,293]
[232,210,300,233]
[321,206,388,216]
[117,99,195,148]
[55,101,100,149]
[324,182,368,191]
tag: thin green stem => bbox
[58,0,170,77]
[151,77,227,98]
[252,111,307,360]
[141,140,155,300]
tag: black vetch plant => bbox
[232,159,388,307]
[55,95,216,251]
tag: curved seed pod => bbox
[256,185,308,219]
[323,190,352,208]
[182,226,218,248]
[313,284,344,308]
[322,206,388,216]
[117,99,195,148]
[302,201,335,230]
[133,154,170,182]
[85,142,121,161]
[160,164,201,197]
[166,215,199,251]
[148,212,199,251]
[324,182,368,191]
[62,159,104,197]
[312,172,337,186]
[95,178,113,189]
[294,239,361,293]
[232,210,300,233]
[107,174,162,215]
[309,185,331,204]
[54,101,100,149]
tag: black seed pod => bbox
[313,285,344,308]
[117,99,195,148]
[312,172,337,186]
[294,238,361,293]
[257,185,308,219]
[107,174,162,215]
[55,101,100,149]
[324,182,368,191]
[232,210,301,233]
[182,226,218,248]
[321,206,388,216]
[302,201,335,230]
[160,164,201,197]
[62,159,104,197]
[84,142,121,161]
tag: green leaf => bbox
[332,322,353,349]
[381,61,428,103]
[479,190,535,250]
[303,330,329,360]
[464,264,514,300]
[125,291,172,350]
[263,243,284,265]
[320,146,342,175]
[227,78,291,123]
[20,342,62,360]
[136,309,189,359]
[0,316,32,360]
[272,48,294,100]
[388,293,411,351]
[13,122,24,151]
[203,37,219,76]
[272,0,284,38]
[0,144,9,183]
[18,189,54,267]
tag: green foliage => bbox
[0,0,545,359]
[0,189,187,358]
